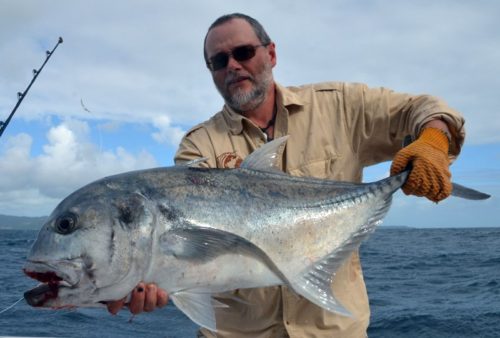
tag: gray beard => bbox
[217,63,273,113]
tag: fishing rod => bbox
[0,37,63,139]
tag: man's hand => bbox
[390,126,451,202]
[106,283,169,315]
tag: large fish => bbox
[23,137,489,330]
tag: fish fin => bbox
[160,226,290,282]
[179,158,209,168]
[160,226,262,261]
[290,223,375,317]
[240,136,289,172]
[170,291,220,331]
[290,192,394,317]
[452,183,490,200]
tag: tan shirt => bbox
[175,82,465,338]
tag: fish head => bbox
[23,179,156,308]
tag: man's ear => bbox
[268,42,277,67]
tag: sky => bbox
[0,0,498,227]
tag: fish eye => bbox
[55,213,78,235]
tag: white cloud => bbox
[0,188,60,218]
[2,1,498,144]
[152,115,186,147]
[0,133,36,189]
[0,120,157,216]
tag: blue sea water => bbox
[1,227,499,337]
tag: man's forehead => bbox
[205,19,259,54]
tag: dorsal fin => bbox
[180,158,209,168]
[240,136,289,172]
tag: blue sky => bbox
[0,0,498,227]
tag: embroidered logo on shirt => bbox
[217,152,243,169]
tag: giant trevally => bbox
[22,136,489,330]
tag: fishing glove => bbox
[390,127,451,203]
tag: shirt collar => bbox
[222,82,305,134]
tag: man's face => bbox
[205,19,276,113]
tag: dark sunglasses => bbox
[207,44,269,71]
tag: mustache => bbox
[224,72,254,87]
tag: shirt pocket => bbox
[288,155,341,179]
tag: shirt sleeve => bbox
[174,124,217,168]
[341,83,465,166]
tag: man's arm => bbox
[341,83,465,202]
[344,83,465,167]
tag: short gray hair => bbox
[203,13,272,66]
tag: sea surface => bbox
[1,227,499,338]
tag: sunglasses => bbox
[207,44,269,71]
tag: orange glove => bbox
[390,127,451,202]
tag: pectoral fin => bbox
[159,226,256,261]
[164,227,288,332]
[159,226,290,284]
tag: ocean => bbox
[1,227,499,338]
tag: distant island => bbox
[0,214,47,230]
[381,225,413,229]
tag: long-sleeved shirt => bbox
[175,81,465,338]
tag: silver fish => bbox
[23,136,489,330]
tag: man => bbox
[108,13,465,337]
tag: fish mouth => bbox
[23,280,60,307]
[23,261,82,308]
